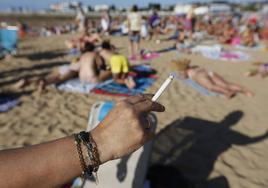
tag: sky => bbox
[0,0,266,10]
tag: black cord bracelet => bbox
[74,131,101,179]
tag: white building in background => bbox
[174,4,192,15]
[194,6,209,15]
[50,2,72,12]
[174,3,231,16]
[94,4,110,12]
[49,1,88,13]
[209,3,231,14]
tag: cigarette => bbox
[152,74,175,102]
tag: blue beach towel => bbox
[92,77,156,96]
[182,78,220,96]
[0,95,20,112]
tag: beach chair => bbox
[0,26,18,57]
[76,101,157,188]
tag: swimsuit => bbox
[110,55,129,74]
[188,68,214,79]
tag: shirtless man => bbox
[79,42,111,83]
[99,41,136,89]
[13,42,111,92]
[172,59,253,99]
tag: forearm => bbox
[0,127,111,188]
[0,136,80,188]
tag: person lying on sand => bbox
[244,62,268,78]
[13,42,111,92]
[171,59,254,99]
[100,41,136,89]
[78,42,111,83]
[13,58,80,93]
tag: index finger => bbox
[125,94,154,105]
[134,99,165,113]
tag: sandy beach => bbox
[1,32,268,187]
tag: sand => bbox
[1,33,268,188]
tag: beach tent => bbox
[0,26,18,57]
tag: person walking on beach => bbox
[148,8,161,42]
[75,3,86,32]
[127,5,142,59]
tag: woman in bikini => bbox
[172,59,254,99]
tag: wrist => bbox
[90,127,112,164]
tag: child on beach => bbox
[172,59,254,99]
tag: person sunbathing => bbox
[100,41,136,89]
[78,42,111,83]
[13,58,80,93]
[13,42,110,92]
[244,62,268,78]
[171,59,254,99]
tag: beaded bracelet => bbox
[74,131,100,179]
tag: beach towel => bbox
[192,45,250,62]
[0,95,20,112]
[180,78,220,96]
[92,76,156,97]
[192,45,222,59]
[219,51,250,61]
[56,78,97,93]
[56,65,156,95]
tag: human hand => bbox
[90,94,165,164]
